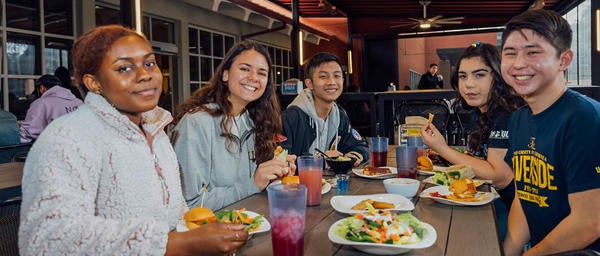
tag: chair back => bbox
[396,101,451,138]
[0,143,32,164]
[0,199,20,256]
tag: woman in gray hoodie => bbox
[171,41,296,211]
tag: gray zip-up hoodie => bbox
[171,104,260,211]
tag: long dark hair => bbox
[451,42,524,154]
[173,41,281,164]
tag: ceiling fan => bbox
[390,0,464,30]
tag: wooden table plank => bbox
[0,162,24,201]
[0,162,23,190]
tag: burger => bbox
[184,206,217,230]
[449,178,477,199]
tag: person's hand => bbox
[166,223,248,256]
[285,154,297,176]
[420,123,448,152]
[343,152,363,166]
[254,159,289,190]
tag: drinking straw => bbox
[200,184,207,207]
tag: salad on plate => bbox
[329,203,436,255]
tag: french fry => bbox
[428,113,434,124]
[372,201,395,209]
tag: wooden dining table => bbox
[229,147,502,256]
[0,161,24,202]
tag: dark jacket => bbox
[0,109,19,146]
[418,72,443,89]
[282,106,370,162]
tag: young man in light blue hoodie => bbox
[282,52,369,166]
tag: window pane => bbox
[7,0,40,31]
[44,0,72,35]
[151,18,174,43]
[7,33,41,75]
[8,78,35,120]
[275,49,282,66]
[283,50,289,66]
[276,67,283,85]
[95,5,119,26]
[213,34,223,57]
[143,16,151,38]
[190,83,200,94]
[189,28,198,54]
[45,38,72,74]
[225,36,234,53]
[189,56,199,82]
[200,31,211,55]
[200,57,211,82]
[213,59,221,75]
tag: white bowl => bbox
[383,178,420,198]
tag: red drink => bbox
[299,169,322,206]
[371,151,388,167]
[271,210,305,256]
[397,167,417,179]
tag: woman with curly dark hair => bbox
[421,42,524,214]
[171,41,296,210]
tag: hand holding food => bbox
[168,222,248,255]
[254,158,290,190]
[184,207,264,232]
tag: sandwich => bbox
[445,164,475,180]
[184,206,217,230]
[431,164,475,186]
[274,146,288,163]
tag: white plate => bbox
[176,210,271,235]
[328,218,437,255]
[269,180,330,194]
[352,166,397,179]
[322,182,332,194]
[330,193,414,214]
[422,176,487,187]
[419,186,494,206]
[417,169,436,176]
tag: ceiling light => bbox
[420,23,431,29]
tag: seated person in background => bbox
[19,74,83,143]
[19,25,247,255]
[282,52,369,166]
[0,108,19,146]
[421,42,525,237]
[500,10,600,255]
[418,63,444,89]
[171,41,296,211]
[54,66,84,100]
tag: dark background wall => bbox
[362,39,399,92]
